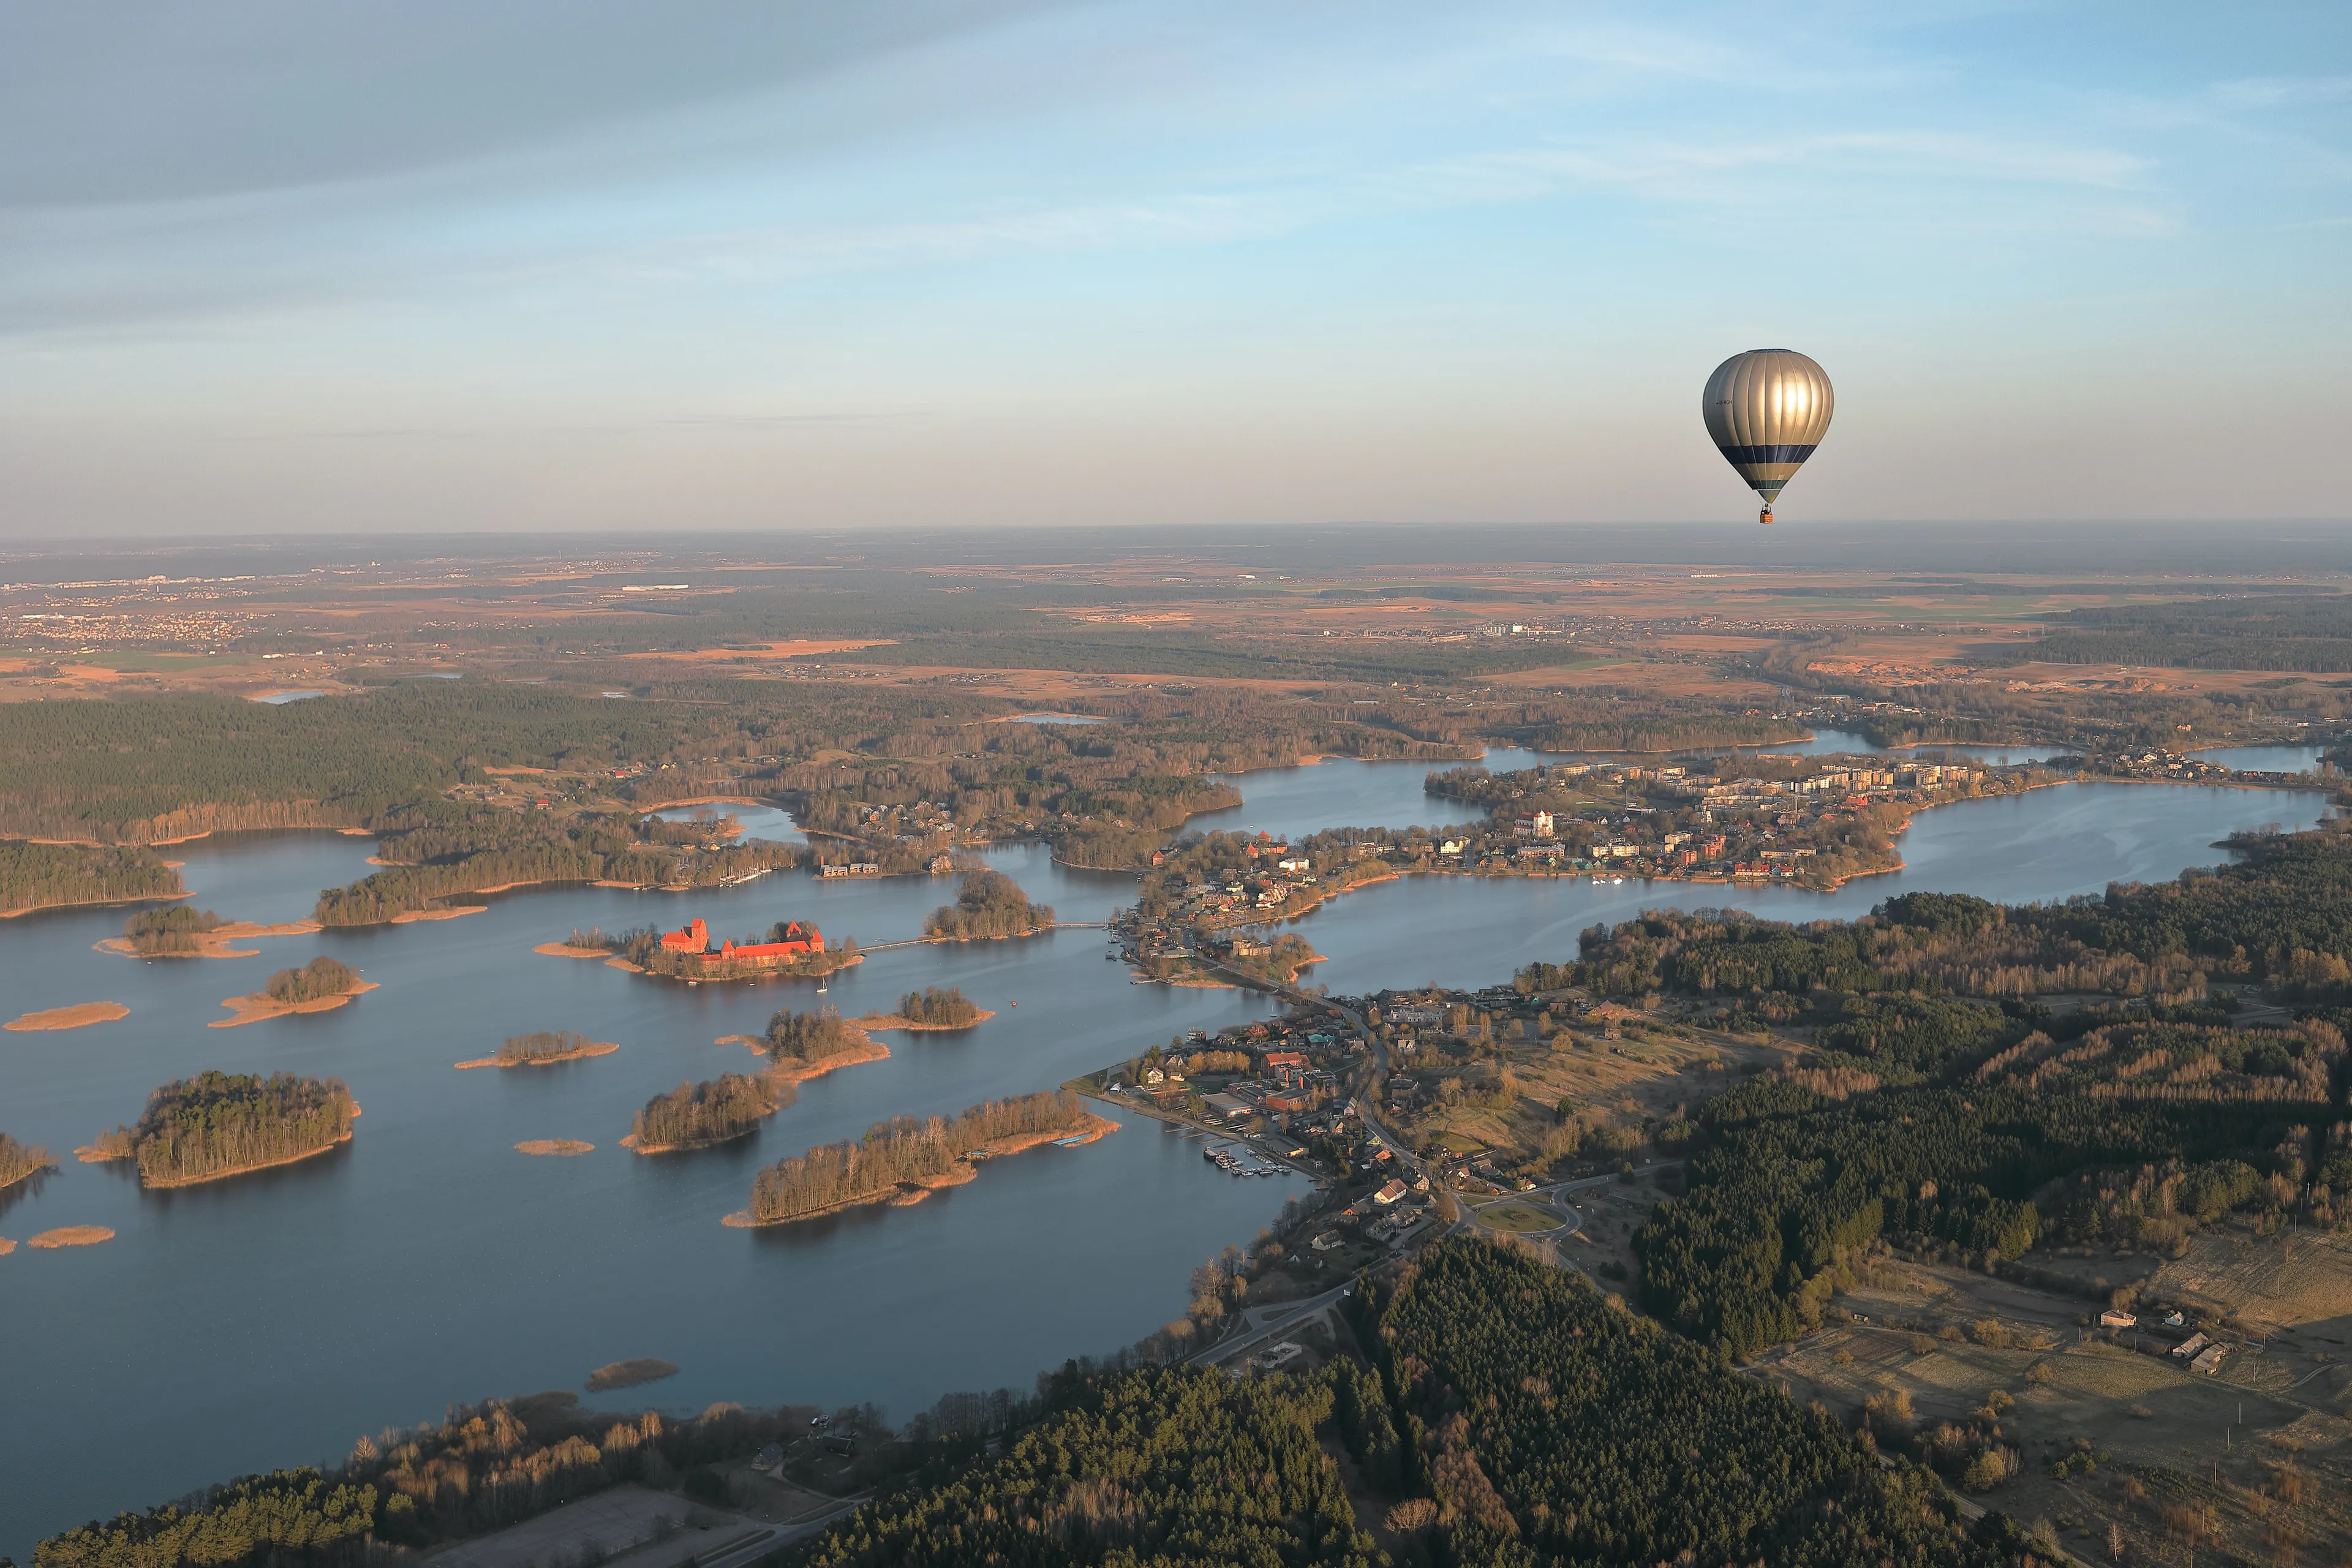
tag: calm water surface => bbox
[0,766,2330,1553]
[2192,744,2329,773]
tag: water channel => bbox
[0,758,2334,1553]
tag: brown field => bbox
[1763,1242,2352,1565]
[2150,1229,2352,1335]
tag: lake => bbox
[0,764,2331,1554]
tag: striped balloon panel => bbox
[1702,350,1832,503]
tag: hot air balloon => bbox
[1702,349,1832,524]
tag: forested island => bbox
[751,1006,891,1077]
[455,1030,619,1070]
[0,840,183,918]
[1,1132,57,1193]
[86,1071,357,1188]
[858,986,990,1030]
[922,868,1052,940]
[214,956,372,1027]
[118,906,227,954]
[625,1074,783,1153]
[732,1091,1110,1226]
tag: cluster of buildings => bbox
[2095,1306,2231,1374]
[1112,1013,1360,1131]
[2087,748,2325,785]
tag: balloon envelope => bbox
[1702,350,1833,505]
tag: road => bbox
[1188,1279,1356,1368]
[692,1496,869,1568]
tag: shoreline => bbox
[920,925,1051,944]
[454,1039,620,1070]
[623,1124,764,1155]
[137,1130,354,1189]
[629,952,865,985]
[26,1226,115,1248]
[720,1112,1119,1229]
[209,980,379,1029]
[1,890,190,921]
[722,1030,892,1081]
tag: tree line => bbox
[0,842,183,914]
[747,1092,1090,1224]
[495,1030,597,1064]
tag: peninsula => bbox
[455,1030,619,1069]
[89,1070,356,1188]
[726,1091,1112,1228]
[211,957,375,1027]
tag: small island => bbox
[584,1357,677,1392]
[85,1069,357,1188]
[855,986,993,1031]
[100,907,322,959]
[515,1139,595,1156]
[923,869,1053,941]
[622,1072,785,1153]
[456,1029,620,1070]
[211,956,375,1027]
[6,1001,129,1033]
[27,1226,115,1249]
[560,918,862,982]
[726,1090,1113,1227]
[1,1133,58,1194]
[731,1005,892,1081]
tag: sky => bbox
[0,1,2346,537]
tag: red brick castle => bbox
[657,917,824,968]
